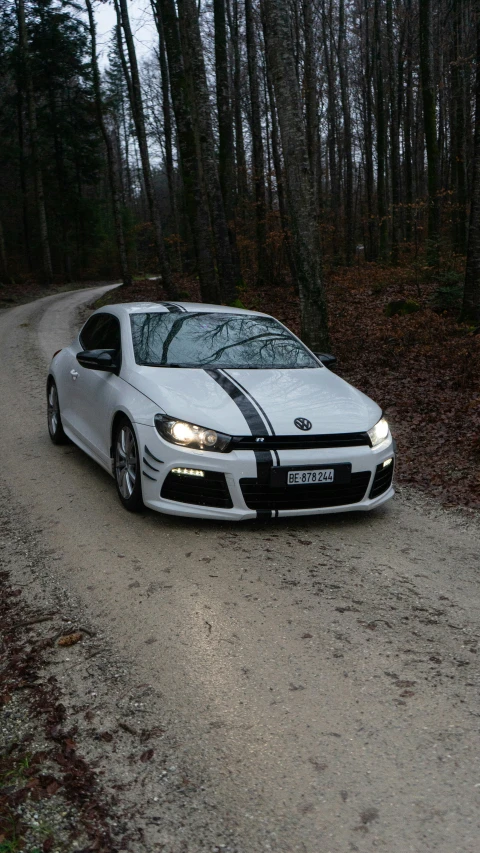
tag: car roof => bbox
[97,302,269,318]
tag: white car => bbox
[47,302,395,520]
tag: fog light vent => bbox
[171,467,205,477]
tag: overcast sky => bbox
[93,0,157,65]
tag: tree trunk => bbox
[245,0,267,284]
[177,0,238,302]
[337,0,354,263]
[0,218,8,282]
[419,0,440,263]
[450,0,467,254]
[386,0,400,263]
[226,0,248,207]
[262,0,329,350]
[152,3,181,253]
[374,0,388,261]
[461,5,480,324]
[114,0,175,295]
[362,0,376,260]
[321,0,338,214]
[261,8,297,280]
[303,0,319,217]
[85,0,132,288]
[213,0,235,225]
[17,0,53,283]
[16,88,32,272]
[404,4,414,243]
[156,0,225,302]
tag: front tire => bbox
[114,416,144,512]
[47,379,68,444]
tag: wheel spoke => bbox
[118,467,128,497]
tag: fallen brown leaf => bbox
[57,632,83,647]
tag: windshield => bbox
[130,312,319,369]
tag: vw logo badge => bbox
[294,417,312,431]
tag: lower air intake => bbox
[240,471,371,511]
[369,461,394,499]
[161,471,233,508]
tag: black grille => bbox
[240,471,371,511]
[230,432,370,451]
[369,461,394,499]
[161,471,233,508]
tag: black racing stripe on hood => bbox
[161,302,187,313]
[222,370,276,436]
[204,369,268,436]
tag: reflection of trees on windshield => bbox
[130,313,317,368]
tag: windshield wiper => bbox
[140,362,201,368]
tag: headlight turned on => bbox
[367,417,390,447]
[154,414,232,452]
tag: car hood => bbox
[126,365,381,436]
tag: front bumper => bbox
[134,423,395,521]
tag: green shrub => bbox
[384,298,421,317]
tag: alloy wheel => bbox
[115,425,137,499]
[47,383,59,436]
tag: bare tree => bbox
[262,0,330,350]
[114,0,175,295]
[245,0,267,284]
[85,0,131,288]
[17,0,53,283]
[461,2,480,325]
[419,0,440,261]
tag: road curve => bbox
[1,287,479,852]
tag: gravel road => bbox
[1,286,479,853]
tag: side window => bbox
[80,314,121,353]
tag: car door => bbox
[72,313,123,466]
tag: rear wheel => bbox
[114,417,144,512]
[47,379,68,444]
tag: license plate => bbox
[287,468,334,485]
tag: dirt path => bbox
[1,286,479,852]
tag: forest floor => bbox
[94,262,480,511]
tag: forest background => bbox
[0,0,479,507]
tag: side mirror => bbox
[76,349,119,373]
[314,352,337,368]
